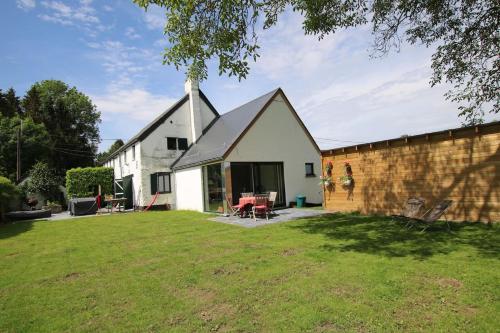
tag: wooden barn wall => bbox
[321,124,500,222]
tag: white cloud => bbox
[39,0,101,32]
[142,5,165,30]
[125,27,141,40]
[103,5,113,12]
[92,87,177,121]
[16,0,36,10]
[84,39,164,92]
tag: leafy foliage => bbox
[22,80,101,173]
[134,0,499,122]
[96,139,125,165]
[0,176,18,221]
[25,161,62,201]
[66,167,114,198]
[0,115,50,181]
[0,88,23,117]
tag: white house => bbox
[103,81,322,212]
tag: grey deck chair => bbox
[411,200,453,232]
[392,197,426,225]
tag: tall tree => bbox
[0,88,22,117]
[134,0,499,123]
[22,80,101,174]
[0,115,50,181]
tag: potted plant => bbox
[340,161,354,186]
[319,176,333,187]
[325,161,333,177]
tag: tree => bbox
[22,80,101,174]
[0,115,50,181]
[0,176,18,221]
[134,0,499,123]
[0,88,22,117]
[96,139,124,165]
[25,162,61,201]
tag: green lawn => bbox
[0,211,498,332]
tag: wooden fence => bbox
[321,122,500,222]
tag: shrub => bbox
[66,167,114,198]
[0,176,18,222]
[25,162,61,201]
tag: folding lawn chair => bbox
[392,197,425,226]
[225,194,243,216]
[410,200,453,232]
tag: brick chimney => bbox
[184,79,203,143]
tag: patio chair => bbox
[412,200,453,232]
[391,197,425,226]
[225,194,243,216]
[241,192,254,197]
[104,194,114,213]
[251,195,269,221]
[267,191,277,215]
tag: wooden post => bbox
[16,128,21,183]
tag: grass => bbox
[0,211,498,332]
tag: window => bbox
[132,145,136,161]
[150,172,171,194]
[305,163,315,176]
[178,138,188,150]
[123,150,127,163]
[167,137,177,150]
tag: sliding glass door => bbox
[231,162,286,207]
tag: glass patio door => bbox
[230,162,286,207]
[203,163,224,212]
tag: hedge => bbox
[0,176,18,222]
[66,167,114,198]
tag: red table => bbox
[238,197,268,218]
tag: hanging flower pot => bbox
[340,162,354,187]
[325,161,333,177]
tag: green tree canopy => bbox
[134,0,499,123]
[22,80,101,173]
[0,115,50,181]
[0,88,22,117]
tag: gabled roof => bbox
[172,88,320,170]
[103,90,218,163]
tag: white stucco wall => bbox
[225,93,322,205]
[104,94,216,208]
[104,142,142,206]
[174,166,204,211]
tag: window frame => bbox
[167,137,177,150]
[178,138,188,150]
[305,163,315,177]
[151,172,171,194]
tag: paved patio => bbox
[208,207,328,228]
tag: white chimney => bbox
[184,79,203,143]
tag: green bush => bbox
[0,176,18,222]
[66,167,114,198]
[26,161,61,201]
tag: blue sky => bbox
[2,0,495,152]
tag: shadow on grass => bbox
[0,220,34,240]
[290,213,500,260]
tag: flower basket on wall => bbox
[340,161,354,188]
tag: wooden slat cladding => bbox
[321,123,500,222]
